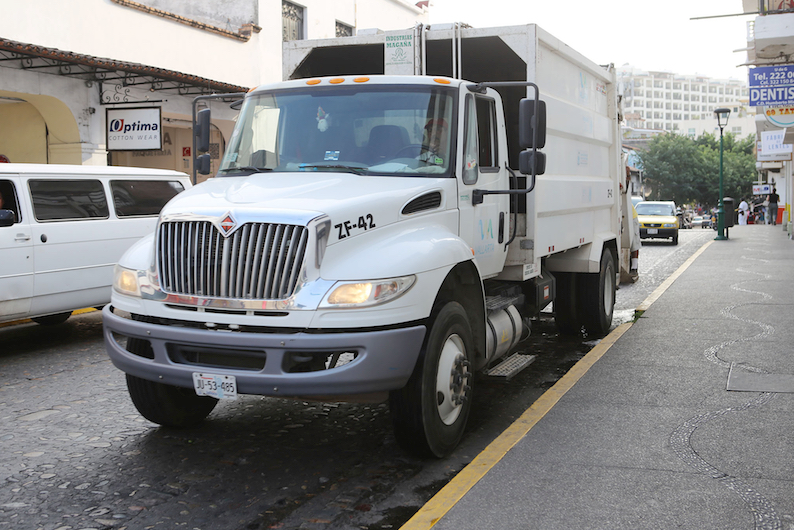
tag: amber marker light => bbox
[306,79,321,85]
[434,78,451,84]
[329,78,345,84]
[354,77,370,83]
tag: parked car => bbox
[692,215,712,228]
[636,200,679,245]
[0,164,191,325]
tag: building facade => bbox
[0,0,428,176]
[617,66,751,135]
[743,0,794,230]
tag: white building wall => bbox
[0,0,427,88]
[0,0,428,167]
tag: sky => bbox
[428,0,752,81]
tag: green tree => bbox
[638,132,756,207]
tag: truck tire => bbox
[126,374,218,428]
[31,311,72,326]
[554,272,582,336]
[390,301,474,458]
[580,249,616,337]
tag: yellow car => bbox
[636,201,679,245]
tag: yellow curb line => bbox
[402,239,716,530]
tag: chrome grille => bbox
[157,221,309,300]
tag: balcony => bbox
[744,0,794,66]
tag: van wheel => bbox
[31,312,72,326]
[554,272,582,336]
[580,249,616,337]
[390,301,474,458]
[126,374,218,428]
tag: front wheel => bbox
[390,301,474,458]
[126,374,218,428]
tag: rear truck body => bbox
[103,24,623,457]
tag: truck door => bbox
[0,177,34,320]
[457,91,509,278]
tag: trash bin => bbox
[723,197,735,228]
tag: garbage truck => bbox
[103,23,625,458]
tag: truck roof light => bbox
[354,77,370,83]
[329,78,345,84]
[434,78,451,85]
[306,79,321,85]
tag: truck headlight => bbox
[113,265,142,297]
[321,276,416,308]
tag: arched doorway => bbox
[0,90,82,164]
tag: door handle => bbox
[14,234,31,242]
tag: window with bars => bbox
[283,1,304,41]
[336,21,353,37]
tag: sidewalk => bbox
[405,224,794,530]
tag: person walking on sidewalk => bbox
[768,187,780,226]
[738,198,749,225]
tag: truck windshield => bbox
[218,84,456,178]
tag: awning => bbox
[0,38,249,103]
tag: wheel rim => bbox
[435,333,470,426]
[603,263,615,317]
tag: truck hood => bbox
[162,173,453,243]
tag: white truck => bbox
[103,24,624,458]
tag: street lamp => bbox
[714,107,731,240]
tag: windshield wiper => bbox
[298,164,368,175]
[218,166,273,176]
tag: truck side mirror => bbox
[196,153,212,175]
[519,99,546,149]
[519,150,546,176]
[196,108,211,153]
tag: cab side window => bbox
[111,180,185,217]
[0,179,20,224]
[29,179,109,221]
[475,97,498,170]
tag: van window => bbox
[111,180,185,217]
[29,179,109,221]
[0,179,21,223]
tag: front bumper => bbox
[640,228,677,239]
[103,305,426,397]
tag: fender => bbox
[320,210,474,281]
[117,233,156,272]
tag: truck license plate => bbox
[647,228,658,234]
[192,373,238,400]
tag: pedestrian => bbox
[738,198,749,225]
[768,187,780,226]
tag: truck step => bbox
[482,352,537,381]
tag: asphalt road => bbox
[0,228,716,530]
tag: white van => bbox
[0,164,191,325]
